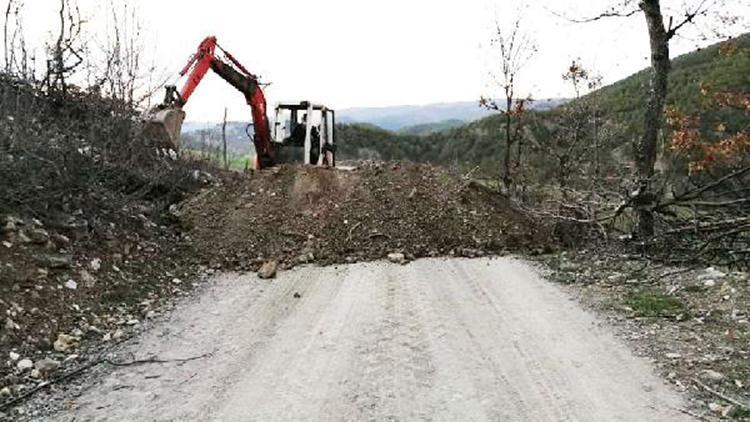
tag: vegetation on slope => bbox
[337,34,750,178]
[588,32,750,135]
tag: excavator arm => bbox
[149,36,275,169]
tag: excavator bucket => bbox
[142,107,186,150]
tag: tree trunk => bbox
[222,107,228,170]
[503,95,513,192]
[635,0,670,238]
[55,0,67,98]
[515,126,524,199]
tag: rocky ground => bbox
[538,249,750,420]
[0,204,210,415]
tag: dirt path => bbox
[45,258,690,421]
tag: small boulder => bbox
[5,318,19,331]
[387,253,407,265]
[27,228,50,244]
[53,334,80,353]
[64,279,78,290]
[258,261,278,279]
[89,258,102,272]
[699,267,727,280]
[34,358,61,374]
[16,358,33,371]
[51,233,71,248]
[1,220,17,236]
[708,402,732,417]
[0,387,11,398]
[17,231,32,244]
[699,369,725,383]
[8,352,19,361]
[296,252,315,265]
[61,218,89,239]
[456,248,484,258]
[40,254,73,269]
[79,270,96,287]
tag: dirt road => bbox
[48,258,690,421]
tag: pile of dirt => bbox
[179,162,550,271]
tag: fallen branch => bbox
[663,405,710,422]
[692,378,750,411]
[655,266,698,280]
[280,230,306,239]
[346,221,362,242]
[657,166,750,209]
[102,350,214,367]
[0,360,100,411]
[462,166,480,180]
[0,350,214,411]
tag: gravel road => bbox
[50,258,690,421]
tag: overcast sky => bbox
[3,0,748,120]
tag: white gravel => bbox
[47,257,690,421]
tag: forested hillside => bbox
[338,33,750,178]
[588,32,750,134]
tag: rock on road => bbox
[49,258,690,421]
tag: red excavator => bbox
[144,36,336,169]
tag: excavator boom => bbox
[144,36,275,168]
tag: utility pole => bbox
[222,107,228,170]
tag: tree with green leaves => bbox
[572,0,747,238]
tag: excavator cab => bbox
[272,102,336,167]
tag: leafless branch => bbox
[693,378,750,410]
[548,0,640,23]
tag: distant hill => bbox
[586,32,750,135]
[181,98,566,152]
[337,99,565,131]
[181,121,255,155]
[397,119,466,136]
[337,34,750,175]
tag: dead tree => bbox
[526,61,600,191]
[46,0,85,99]
[91,0,163,108]
[3,0,32,78]
[481,14,536,193]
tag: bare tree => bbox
[570,0,747,238]
[481,14,537,193]
[46,0,86,98]
[90,0,163,108]
[527,60,602,196]
[3,0,32,78]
